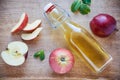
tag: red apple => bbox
[1,41,28,66]
[21,27,43,40]
[49,48,74,74]
[11,13,28,33]
[90,14,117,37]
[23,19,42,32]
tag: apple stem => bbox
[61,57,65,62]
[114,28,119,31]
[6,48,9,50]
[16,51,18,53]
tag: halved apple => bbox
[11,13,28,33]
[1,41,28,66]
[21,27,43,40]
[23,19,42,32]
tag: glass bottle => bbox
[44,3,112,72]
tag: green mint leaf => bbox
[34,51,41,58]
[82,0,91,5]
[71,0,81,12]
[71,0,78,12]
[39,50,45,61]
[34,50,45,61]
[79,3,90,15]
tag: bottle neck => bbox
[46,8,80,32]
[45,4,70,29]
[45,4,81,33]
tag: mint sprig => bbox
[71,0,91,15]
[34,50,45,61]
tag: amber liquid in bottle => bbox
[44,3,112,72]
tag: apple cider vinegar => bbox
[61,21,112,72]
[44,3,112,72]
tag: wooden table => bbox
[0,0,120,79]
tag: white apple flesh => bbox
[49,48,74,74]
[11,13,28,33]
[23,19,42,32]
[1,41,28,66]
[21,27,43,40]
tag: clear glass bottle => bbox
[44,3,112,72]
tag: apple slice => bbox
[49,48,74,74]
[23,19,42,32]
[11,13,28,33]
[21,27,43,40]
[1,41,28,66]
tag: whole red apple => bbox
[90,14,117,37]
[49,48,74,74]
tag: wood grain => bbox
[0,0,120,79]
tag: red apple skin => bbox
[12,13,28,33]
[49,48,74,74]
[25,52,28,60]
[90,14,116,37]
